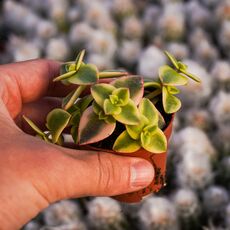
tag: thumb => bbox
[27,140,155,202]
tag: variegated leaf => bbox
[111,76,144,105]
[164,51,180,69]
[113,100,140,125]
[113,131,141,153]
[67,63,99,85]
[159,65,188,86]
[104,99,122,115]
[46,109,71,143]
[112,88,130,106]
[139,98,159,125]
[78,106,116,145]
[91,84,116,107]
[126,115,149,140]
[162,86,181,114]
[141,128,167,153]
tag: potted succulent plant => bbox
[23,50,201,203]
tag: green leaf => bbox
[167,86,180,95]
[70,109,81,126]
[180,69,202,83]
[23,115,45,137]
[62,86,86,110]
[126,115,149,140]
[92,101,102,115]
[177,62,187,71]
[104,99,122,115]
[67,63,99,85]
[111,76,144,105]
[164,51,180,69]
[75,49,85,71]
[91,84,116,107]
[104,116,116,124]
[78,106,116,145]
[71,126,78,143]
[159,65,188,86]
[75,95,93,112]
[46,109,71,143]
[62,90,75,109]
[162,86,181,114]
[113,131,141,153]
[141,128,167,153]
[144,81,162,89]
[143,125,158,134]
[53,70,76,82]
[113,100,140,125]
[98,70,128,78]
[139,98,159,125]
[112,88,130,106]
[158,111,166,129]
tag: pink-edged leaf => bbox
[111,76,144,105]
[78,106,116,145]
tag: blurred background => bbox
[0,0,230,229]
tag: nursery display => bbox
[1,0,230,229]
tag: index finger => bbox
[0,59,75,104]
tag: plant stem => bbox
[98,71,128,79]
[53,70,76,82]
[144,82,161,88]
[145,89,162,99]
[64,85,86,110]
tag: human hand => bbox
[0,59,154,229]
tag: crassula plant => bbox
[24,50,201,154]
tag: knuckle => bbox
[96,152,130,195]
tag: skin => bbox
[0,59,154,229]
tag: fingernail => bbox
[131,160,154,188]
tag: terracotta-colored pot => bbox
[85,115,174,203]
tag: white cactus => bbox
[23,221,41,230]
[166,42,189,61]
[8,36,41,62]
[3,0,40,32]
[43,200,82,226]
[177,150,213,189]
[87,197,124,230]
[69,22,94,47]
[211,61,230,86]
[185,1,212,29]
[173,127,216,160]
[46,37,70,61]
[118,40,142,66]
[138,196,179,230]
[122,16,143,39]
[202,186,229,217]
[40,222,87,230]
[87,30,117,58]
[183,108,213,132]
[158,3,185,40]
[138,46,166,79]
[209,91,230,127]
[172,188,200,219]
[178,60,212,106]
